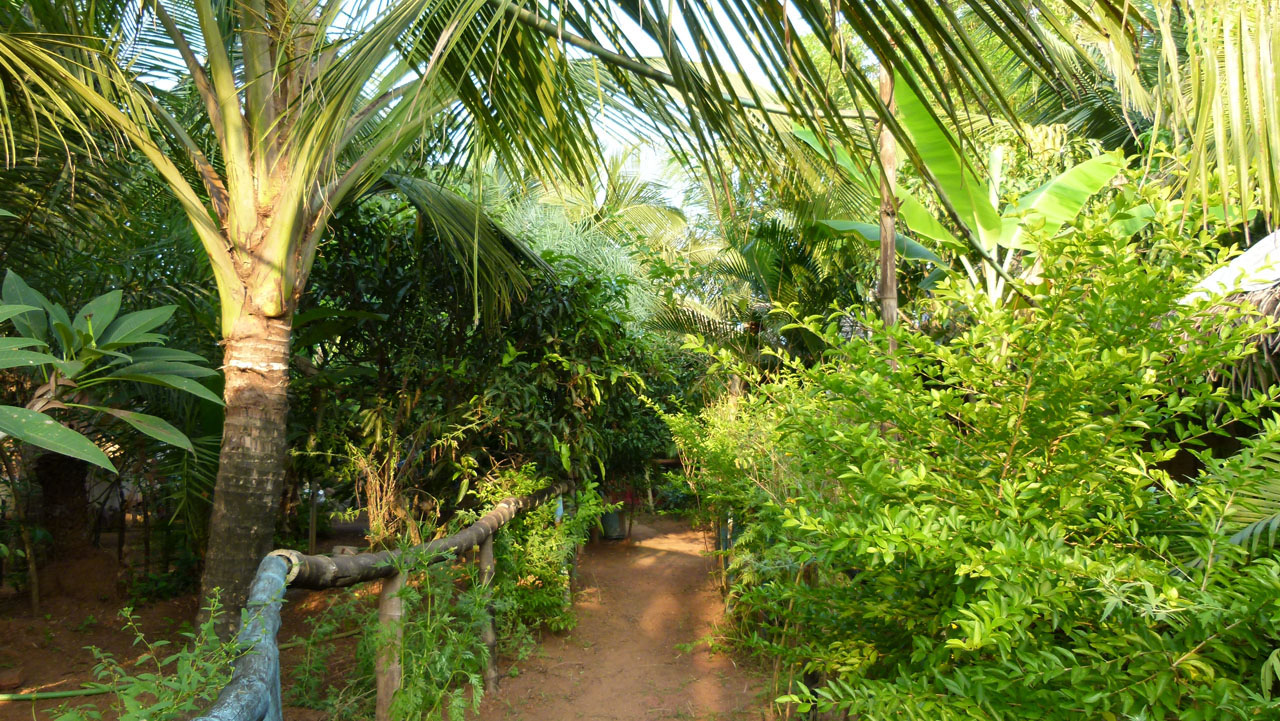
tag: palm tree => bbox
[1025,1,1280,226]
[0,0,1149,618]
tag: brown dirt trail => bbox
[473,514,771,721]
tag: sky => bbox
[583,3,795,197]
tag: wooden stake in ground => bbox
[479,535,500,689]
[376,572,405,721]
[878,63,899,334]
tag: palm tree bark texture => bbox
[203,313,292,625]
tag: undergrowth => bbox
[286,465,603,720]
[53,597,244,721]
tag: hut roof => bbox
[1184,229,1280,305]
[1185,229,1280,391]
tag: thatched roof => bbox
[1185,229,1280,392]
[1184,229,1280,304]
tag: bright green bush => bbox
[672,191,1280,719]
[471,465,605,642]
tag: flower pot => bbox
[599,509,629,540]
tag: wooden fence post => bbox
[376,572,405,721]
[478,535,499,689]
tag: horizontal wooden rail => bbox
[193,480,571,721]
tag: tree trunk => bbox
[35,453,91,558]
[877,63,898,332]
[200,313,292,632]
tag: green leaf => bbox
[0,337,48,350]
[51,359,87,379]
[818,220,948,266]
[1,271,51,342]
[0,405,115,472]
[0,349,61,370]
[920,267,950,291]
[109,373,223,406]
[792,127,873,187]
[1109,203,1155,237]
[73,290,123,340]
[894,79,1002,252]
[100,408,194,453]
[97,306,176,348]
[113,347,210,364]
[109,360,218,379]
[895,190,964,253]
[1007,153,1126,249]
[0,304,42,326]
[48,303,76,355]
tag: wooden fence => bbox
[192,480,571,721]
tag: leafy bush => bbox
[471,465,605,643]
[285,464,600,720]
[295,215,688,519]
[672,191,1280,719]
[53,599,243,721]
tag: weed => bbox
[53,596,244,721]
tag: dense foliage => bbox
[673,188,1280,719]
[5,0,1280,717]
[289,193,690,532]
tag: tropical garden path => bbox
[472,514,771,721]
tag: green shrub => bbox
[53,599,243,721]
[286,464,600,720]
[472,465,605,644]
[672,190,1280,719]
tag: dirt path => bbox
[473,514,771,721]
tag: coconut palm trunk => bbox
[203,310,292,616]
[878,64,898,332]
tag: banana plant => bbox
[0,270,220,472]
[890,81,1126,303]
[792,126,949,290]
[797,80,1127,302]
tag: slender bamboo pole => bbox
[877,63,899,335]
[479,535,499,689]
[375,572,405,721]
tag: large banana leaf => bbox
[817,220,946,266]
[894,78,1003,254]
[1006,152,1125,250]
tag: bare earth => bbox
[473,515,772,721]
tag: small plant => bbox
[285,590,364,709]
[74,614,99,633]
[127,549,202,604]
[52,597,245,721]
[0,270,221,470]
[380,562,490,721]
[0,271,219,613]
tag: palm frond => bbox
[1206,418,1280,554]
[367,173,548,323]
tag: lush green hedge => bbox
[672,191,1280,719]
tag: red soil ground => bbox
[472,515,772,721]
